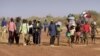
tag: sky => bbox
[0,0,100,18]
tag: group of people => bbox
[66,18,98,47]
[0,17,62,46]
[0,16,98,47]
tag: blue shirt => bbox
[1,20,7,27]
[48,23,57,36]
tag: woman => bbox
[19,19,28,46]
[8,18,16,45]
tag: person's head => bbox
[3,17,5,21]
[76,23,80,26]
[85,21,88,24]
[22,19,27,23]
[57,25,60,27]
[37,20,41,23]
[28,21,32,25]
[16,17,21,22]
[50,20,54,24]
[70,25,74,30]
[45,19,47,22]
[10,18,14,22]
[33,19,36,23]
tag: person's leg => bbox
[77,35,80,44]
[52,36,55,45]
[57,34,60,46]
[14,32,19,44]
[91,35,94,43]
[21,33,26,46]
[35,32,39,44]
[76,35,78,43]
[50,36,54,45]
[44,27,46,32]
[92,35,95,44]
[71,35,74,43]
[8,31,12,44]
[17,34,20,44]
[11,31,15,44]
[85,33,88,45]
[32,33,35,44]
[38,31,41,44]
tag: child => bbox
[56,24,62,46]
[75,23,81,44]
[91,21,98,44]
[70,25,75,44]
[66,29,71,47]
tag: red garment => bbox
[83,24,90,33]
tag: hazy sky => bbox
[0,0,100,18]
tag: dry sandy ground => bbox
[0,30,100,56]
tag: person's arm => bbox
[95,26,98,34]
[14,23,16,31]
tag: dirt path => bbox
[0,30,100,56]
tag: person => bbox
[91,21,98,44]
[56,22,62,46]
[70,25,75,44]
[80,21,85,43]
[14,17,21,45]
[27,21,33,45]
[19,19,28,46]
[1,17,7,27]
[32,20,42,45]
[8,18,16,45]
[37,20,43,45]
[83,21,91,44]
[43,19,48,32]
[48,20,57,47]
[66,25,71,47]
[32,19,37,45]
[1,18,7,41]
[75,23,81,44]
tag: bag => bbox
[66,32,71,37]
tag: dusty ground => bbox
[0,29,100,56]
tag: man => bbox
[43,19,48,32]
[37,20,42,45]
[15,17,21,45]
[32,20,37,44]
[48,20,57,47]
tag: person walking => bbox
[83,21,91,44]
[8,18,16,45]
[1,18,7,41]
[27,21,33,45]
[19,19,28,46]
[14,17,21,45]
[43,19,48,32]
[48,20,57,47]
[91,21,98,44]
[37,20,42,45]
